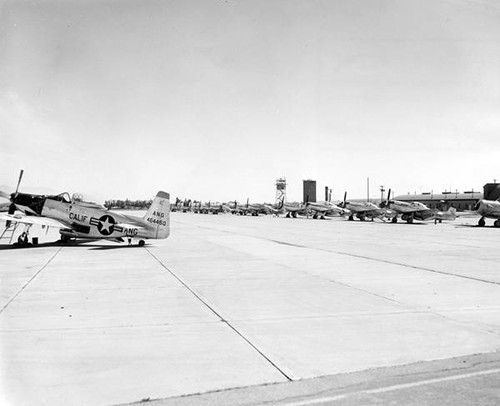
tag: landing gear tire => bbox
[138,240,145,247]
[60,235,71,243]
[478,218,486,227]
[407,217,414,224]
[348,215,354,221]
[494,220,500,228]
[391,217,397,223]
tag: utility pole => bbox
[380,185,385,204]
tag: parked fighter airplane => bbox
[193,201,225,214]
[283,202,307,218]
[0,170,170,246]
[427,207,458,224]
[172,198,192,213]
[340,192,384,221]
[307,201,349,219]
[380,189,431,223]
[231,199,266,216]
[263,197,285,216]
[473,198,500,227]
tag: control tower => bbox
[276,177,287,205]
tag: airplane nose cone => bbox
[472,200,481,211]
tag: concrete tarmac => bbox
[0,213,499,405]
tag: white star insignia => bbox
[100,218,113,233]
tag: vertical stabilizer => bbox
[144,191,170,239]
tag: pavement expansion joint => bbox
[145,247,294,382]
[183,222,500,286]
[0,247,63,314]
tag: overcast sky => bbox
[1,0,499,203]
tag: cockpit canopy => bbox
[47,192,72,203]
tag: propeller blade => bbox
[343,191,347,207]
[8,203,16,215]
[14,169,24,197]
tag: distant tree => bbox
[103,198,153,210]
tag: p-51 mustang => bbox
[0,170,170,246]
[380,189,431,223]
[473,198,500,227]
[340,192,384,221]
[306,201,349,219]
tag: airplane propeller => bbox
[0,169,25,214]
[380,188,392,208]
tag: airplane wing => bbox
[0,213,68,229]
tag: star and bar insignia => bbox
[90,215,123,236]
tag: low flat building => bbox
[393,183,499,211]
[393,191,482,211]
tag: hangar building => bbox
[393,182,499,211]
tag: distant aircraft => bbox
[0,170,170,246]
[340,192,384,221]
[283,202,307,218]
[380,189,431,223]
[231,199,267,216]
[427,207,458,224]
[306,200,349,219]
[193,201,225,214]
[263,197,285,216]
[473,198,500,227]
[172,198,192,213]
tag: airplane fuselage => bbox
[475,199,500,219]
[391,200,429,214]
[345,202,379,213]
[42,199,166,240]
[11,191,170,241]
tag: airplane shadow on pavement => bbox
[0,241,147,251]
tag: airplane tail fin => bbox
[144,191,170,239]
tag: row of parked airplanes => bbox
[173,192,500,227]
[0,170,499,247]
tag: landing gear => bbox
[348,214,354,221]
[407,217,414,224]
[138,240,145,247]
[60,234,72,243]
[391,217,398,223]
[478,217,486,227]
[494,219,500,228]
